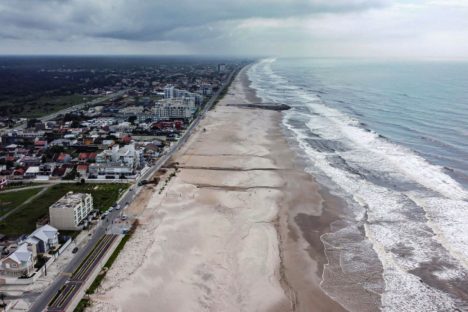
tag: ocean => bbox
[248,59,468,311]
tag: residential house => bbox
[25,225,59,254]
[24,166,40,179]
[56,152,72,164]
[0,243,34,277]
[76,164,88,177]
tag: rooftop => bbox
[49,192,90,210]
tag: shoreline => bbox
[242,66,349,311]
[87,65,355,311]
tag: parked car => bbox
[72,247,79,254]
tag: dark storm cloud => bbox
[0,0,388,42]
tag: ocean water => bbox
[248,59,468,311]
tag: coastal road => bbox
[29,228,107,312]
[46,235,117,312]
[135,66,240,187]
[28,66,240,312]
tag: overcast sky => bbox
[0,0,467,58]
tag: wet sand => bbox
[88,66,356,311]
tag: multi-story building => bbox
[49,192,93,230]
[163,84,203,106]
[201,83,213,96]
[96,143,141,169]
[164,84,175,99]
[217,63,226,73]
[154,97,196,120]
[88,162,134,178]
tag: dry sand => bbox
[88,66,347,312]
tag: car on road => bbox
[138,180,148,186]
[72,247,79,254]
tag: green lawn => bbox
[2,182,47,191]
[0,94,96,118]
[0,183,129,236]
[74,299,91,312]
[0,188,44,217]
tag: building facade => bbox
[154,98,196,120]
[0,244,34,277]
[49,192,93,230]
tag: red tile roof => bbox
[77,165,88,171]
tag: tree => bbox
[27,118,40,128]
[128,115,137,125]
[70,120,81,128]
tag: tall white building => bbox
[49,192,93,230]
[217,63,226,73]
[96,143,141,169]
[201,83,213,96]
[155,97,196,120]
[164,85,175,99]
[163,85,203,106]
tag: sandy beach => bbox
[88,66,352,312]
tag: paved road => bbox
[135,66,240,185]
[28,66,240,312]
[46,235,117,312]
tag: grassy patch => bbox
[1,181,47,190]
[0,94,96,118]
[0,188,44,217]
[73,299,90,312]
[0,183,128,236]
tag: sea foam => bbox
[247,59,468,311]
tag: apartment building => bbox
[49,192,93,230]
[154,97,196,120]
